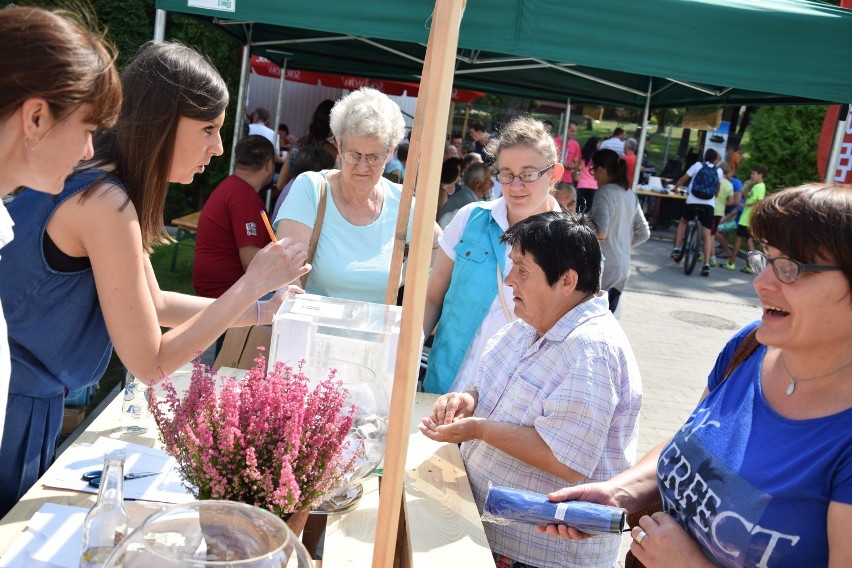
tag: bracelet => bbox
[256,300,261,326]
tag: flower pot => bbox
[284,509,311,538]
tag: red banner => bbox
[250,56,484,103]
[817,105,852,184]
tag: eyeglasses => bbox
[340,150,388,167]
[746,250,842,284]
[493,164,555,185]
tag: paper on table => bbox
[0,503,87,568]
[42,437,195,504]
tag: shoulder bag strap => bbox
[495,262,514,324]
[300,178,327,288]
[721,327,761,383]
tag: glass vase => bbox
[290,357,389,513]
[103,500,313,567]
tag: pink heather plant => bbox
[149,350,355,517]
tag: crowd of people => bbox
[1,7,850,568]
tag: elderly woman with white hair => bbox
[274,87,433,303]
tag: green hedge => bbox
[739,105,827,191]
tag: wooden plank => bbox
[403,395,492,566]
[372,0,466,565]
[321,476,381,567]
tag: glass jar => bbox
[290,358,389,513]
[103,501,313,567]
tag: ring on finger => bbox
[633,529,648,545]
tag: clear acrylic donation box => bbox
[270,294,402,393]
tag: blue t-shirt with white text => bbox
[657,322,852,567]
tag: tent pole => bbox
[633,80,652,189]
[824,104,850,183]
[560,97,571,162]
[462,104,471,141]
[373,0,464,566]
[153,9,166,43]
[663,123,673,171]
[274,58,288,150]
[230,33,253,175]
[447,101,456,142]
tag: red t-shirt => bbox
[193,175,271,298]
[622,153,637,188]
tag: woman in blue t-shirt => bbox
[538,184,852,567]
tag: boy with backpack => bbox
[671,149,724,276]
[723,164,767,272]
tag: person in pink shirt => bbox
[560,121,582,187]
[576,137,601,212]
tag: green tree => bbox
[20,0,242,221]
[740,105,826,190]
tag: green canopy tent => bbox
[154,0,852,181]
[156,0,852,106]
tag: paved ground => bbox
[613,227,762,564]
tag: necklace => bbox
[780,351,852,395]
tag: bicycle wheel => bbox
[683,221,699,275]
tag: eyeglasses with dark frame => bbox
[746,250,842,284]
[493,164,555,185]
[339,149,389,168]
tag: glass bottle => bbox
[120,372,149,434]
[80,452,130,568]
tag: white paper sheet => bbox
[42,437,195,504]
[0,503,86,568]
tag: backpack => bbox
[691,163,719,200]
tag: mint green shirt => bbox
[273,170,413,303]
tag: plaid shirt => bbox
[461,294,643,568]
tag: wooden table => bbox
[0,369,491,567]
[169,211,200,272]
[635,189,686,230]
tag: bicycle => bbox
[681,215,701,275]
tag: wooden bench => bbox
[169,211,200,272]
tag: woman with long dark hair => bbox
[0,42,309,515]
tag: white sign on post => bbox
[188,0,235,12]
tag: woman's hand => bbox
[630,512,712,568]
[423,391,477,426]
[535,482,621,541]
[418,416,485,444]
[258,285,304,324]
[242,237,310,296]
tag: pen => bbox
[260,211,278,243]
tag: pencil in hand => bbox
[260,211,277,243]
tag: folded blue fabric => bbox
[482,486,626,534]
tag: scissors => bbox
[81,469,160,488]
